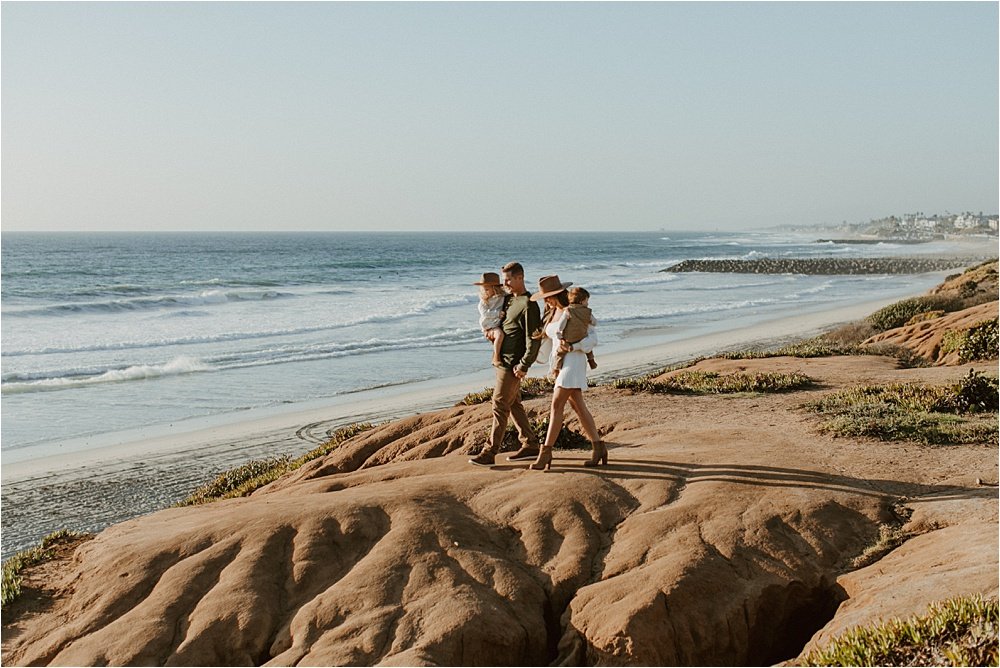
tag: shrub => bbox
[612,370,814,394]
[805,374,998,445]
[476,417,590,453]
[800,595,998,667]
[957,319,999,363]
[942,370,999,414]
[867,295,963,332]
[2,530,90,609]
[179,422,376,506]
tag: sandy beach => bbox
[0,286,971,557]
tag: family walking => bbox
[470,262,606,471]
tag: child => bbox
[474,272,507,367]
[553,286,598,375]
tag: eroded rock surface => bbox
[863,301,998,365]
[3,357,997,666]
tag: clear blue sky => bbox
[2,2,997,232]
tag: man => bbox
[469,261,542,467]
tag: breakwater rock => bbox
[662,257,974,275]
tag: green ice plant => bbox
[611,370,814,394]
[178,422,376,506]
[2,529,89,609]
[801,595,998,667]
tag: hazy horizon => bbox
[2,2,997,233]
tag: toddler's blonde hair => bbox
[479,284,505,301]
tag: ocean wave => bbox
[2,292,482,358]
[1,329,483,395]
[5,289,294,318]
[179,278,284,288]
[1,356,213,394]
[569,259,674,271]
[578,273,681,294]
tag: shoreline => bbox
[1,292,919,484]
[0,290,929,558]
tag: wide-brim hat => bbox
[473,272,501,286]
[530,274,573,301]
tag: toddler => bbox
[553,286,598,375]
[474,272,507,367]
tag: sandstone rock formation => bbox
[3,357,997,666]
[863,301,997,365]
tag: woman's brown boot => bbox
[583,441,607,467]
[529,446,553,471]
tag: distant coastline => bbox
[815,238,940,245]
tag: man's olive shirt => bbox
[499,291,542,373]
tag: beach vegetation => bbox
[477,417,590,454]
[2,529,91,609]
[905,310,945,326]
[848,502,915,570]
[178,422,376,506]
[851,524,911,570]
[940,319,999,363]
[799,595,998,667]
[291,421,376,465]
[611,370,815,394]
[805,371,999,444]
[866,295,964,332]
[721,339,862,360]
[458,376,555,406]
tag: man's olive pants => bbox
[488,366,538,453]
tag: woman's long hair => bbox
[533,291,570,338]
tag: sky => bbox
[1,2,997,233]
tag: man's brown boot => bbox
[469,450,497,467]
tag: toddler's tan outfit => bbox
[553,304,598,374]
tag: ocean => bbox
[0,231,958,464]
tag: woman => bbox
[528,275,605,471]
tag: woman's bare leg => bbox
[566,391,600,444]
[531,386,571,470]
[544,386,573,447]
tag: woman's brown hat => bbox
[530,274,573,301]
[472,272,501,286]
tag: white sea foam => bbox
[1,356,213,394]
[2,230,966,456]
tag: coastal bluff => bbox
[3,357,996,666]
[3,266,997,667]
[662,257,975,274]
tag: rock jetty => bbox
[663,257,974,275]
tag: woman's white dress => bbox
[542,311,597,390]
